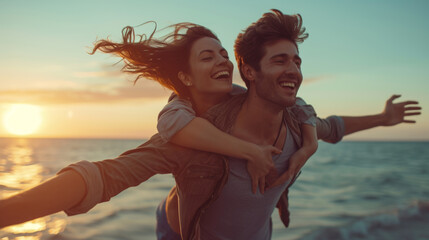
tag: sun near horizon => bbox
[2,104,43,136]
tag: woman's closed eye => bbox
[200,54,214,61]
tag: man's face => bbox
[253,39,303,108]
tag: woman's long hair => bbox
[91,22,219,98]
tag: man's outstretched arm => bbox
[0,170,86,228]
[341,94,421,136]
[315,94,421,143]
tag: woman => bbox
[0,22,317,239]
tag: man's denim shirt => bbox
[60,94,344,240]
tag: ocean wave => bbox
[0,184,21,191]
[299,200,429,240]
[69,205,155,227]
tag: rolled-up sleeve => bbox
[157,97,196,142]
[58,161,103,216]
[290,97,317,127]
[316,115,345,143]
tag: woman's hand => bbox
[268,143,316,190]
[268,164,296,190]
[246,145,281,194]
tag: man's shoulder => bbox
[204,93,247,131]
[208,93,247,112]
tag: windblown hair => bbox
[234,9,309,87]
[91,22,219,98]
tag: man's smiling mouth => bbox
[279,81,296,89]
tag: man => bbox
[0,9,420,240]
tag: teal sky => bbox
[0,0,427,140]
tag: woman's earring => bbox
[178,72,192,86]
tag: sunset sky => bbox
[0,0,427,140]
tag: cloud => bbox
[0,80,172,105]
[73,71,121,78]
[0,73,334,105]
[302,75,333,84]
[72,66,124,79]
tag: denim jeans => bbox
[156,197,182,240]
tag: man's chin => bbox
[283,98,297,108]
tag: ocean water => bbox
[0,138,428,240]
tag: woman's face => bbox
[184,37,233,97]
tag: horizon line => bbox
[0,136,428,143]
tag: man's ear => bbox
[242,64,257,82]
[178,71,193,86]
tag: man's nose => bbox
[283,61,301,79]
[287,61,300,73]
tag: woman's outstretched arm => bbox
[0,170,86,228]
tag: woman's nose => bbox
[216,55,229,65]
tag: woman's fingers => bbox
[268,171,292,189]
[251,175,258,194]
[270,146,282,155]
[259,177,265,194]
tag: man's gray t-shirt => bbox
[199,126,298,240]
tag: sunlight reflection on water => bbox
[0,138,66,239]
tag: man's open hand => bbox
[382,95,421,126]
